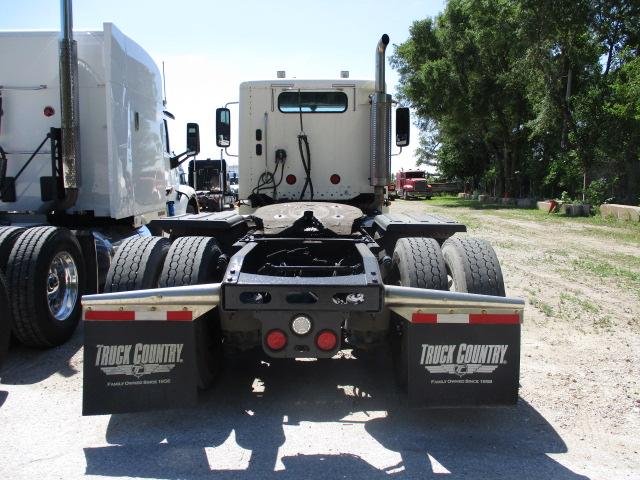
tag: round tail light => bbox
[286,174,297,185]
[43,106,55,117]
[266,329,287,351]
[316,330,338,351]
[330,174,340,185]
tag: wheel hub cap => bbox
[47,251,79,321]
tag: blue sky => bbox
[2,0,445,169]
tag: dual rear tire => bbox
[104,235,224,389]
[389,236,505,389]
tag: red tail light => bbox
[330,174,340,185]
[286,174,297,185]
[316,330,338,351]
[43,106,55,117]
[266,329,287,351]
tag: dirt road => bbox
[0,200,638,479]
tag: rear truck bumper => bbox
[81,283,523,415]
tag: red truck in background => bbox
[395,169,433,200]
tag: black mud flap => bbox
[83,316,199,415]
[407,321,520,406]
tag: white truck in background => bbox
[0,0,199,365]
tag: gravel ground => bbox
[1,200,638,479]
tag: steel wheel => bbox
[46,251,79,321]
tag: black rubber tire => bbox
[104,236,170,293]
[158,236,224,389]
[0,272,10,368]
[7,226,85,347]
[0,226,26,272]
[390,237,448,390]
[391,237,448,290]
[158,236,223,287]
[442,237,506,296]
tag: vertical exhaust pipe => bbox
[370,34,391,211]
[58,0,80,206]
[375,34,389,94]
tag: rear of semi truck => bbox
[81,34,524,415]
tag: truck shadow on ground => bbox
[84,352,588,480]
[0,325,82,386]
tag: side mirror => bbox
[186,122,200,155]
[395,107,410,147]
[216,108,231,147]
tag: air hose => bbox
[297,90,313,200]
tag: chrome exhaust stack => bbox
[58,0,80,206]
[370,34,391,208]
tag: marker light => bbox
[266,329,287,351]
[286,174,297,185]
[330,174,341,185]
[316,330,338,351]
[291,315,312,336]
[44,106,55,117]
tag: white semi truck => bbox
[0,1,199,365]
[81,34,525,414]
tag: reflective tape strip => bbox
[436,314,469,324]
[411,313,437,323]
[167,311,193,321]
[84,310,135,321]
[411,312,520,325]
[84,310,193,321]
[469,313,520,324]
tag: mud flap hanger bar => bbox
[384,285,525,320]
[83,283,221,313]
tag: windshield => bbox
[278,91,348,113]
[406,172,425,179]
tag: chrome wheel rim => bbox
[47,251,79,321]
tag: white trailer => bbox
[0,1,198,362]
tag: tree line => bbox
[391,0,639,205]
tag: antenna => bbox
[162,61,167,107]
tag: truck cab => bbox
[395,169,432,200]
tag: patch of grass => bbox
[593,314,614,330]
[571,258,640,287]
[422,196,640,245]
[559,292,600,313]
[494,240,516,249]
[602,252,640,270]
[528,295,555,317]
